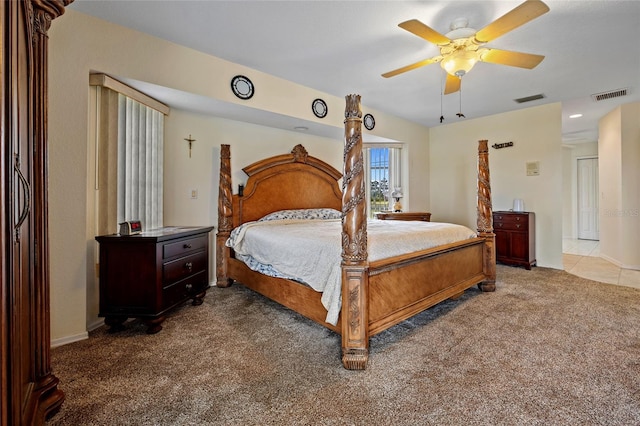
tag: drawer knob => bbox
[185,262,193,272]
[516,224,521,228]
[183,243,192,249]
[185,283,193,292]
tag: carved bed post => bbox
[341,94,369,370]
[477,140,496,292]
[216,144,233,287]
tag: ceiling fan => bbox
[382,0,550,94]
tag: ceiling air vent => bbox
[591,88,629,102]
[514,93,545,104]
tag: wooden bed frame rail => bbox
[216,94,495,370]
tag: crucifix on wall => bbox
[184,134,196,158]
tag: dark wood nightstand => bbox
[493,211,536,270]
[96,226,214,333]
[375,211,431,222]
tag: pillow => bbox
[258,208,341,222]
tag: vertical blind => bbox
[117,94,164,230]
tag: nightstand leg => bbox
[191,290,206,306]
[144,317,165,334]
[104,316,127,333]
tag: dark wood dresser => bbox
[96,226,214,333]
[493,211,536,270]
[375,211,432,222]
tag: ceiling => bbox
[68,0,640,144]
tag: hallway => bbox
[563,238,640,289]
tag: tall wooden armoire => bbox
[1,1,72,424]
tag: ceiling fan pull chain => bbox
[457,84,465,119]
[440,74,445,123]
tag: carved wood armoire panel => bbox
[1,1,72,424]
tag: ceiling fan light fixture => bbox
[441,50,478,77]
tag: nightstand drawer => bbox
[163,235,207,259]
[494,217,529,231]
[163,251,208,283]
[375,212,431,222]
[162,271,207,309]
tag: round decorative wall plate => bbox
[363,113,375,130]
[230,75,254,100]
[312,98,328,118]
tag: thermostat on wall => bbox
[526,161,540,176]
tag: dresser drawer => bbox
[162,271,207,309]
[494,214,529,231]
[494,220,528,231]
[163,235,207,259]
[163,251,208,283]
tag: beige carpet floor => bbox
[47,265,640,425]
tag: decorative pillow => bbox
[258,208,341,222]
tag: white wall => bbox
[620,103,640,269]
[163,109,347,227]
[48,10,429,343]
[429,103,564,269]
[599,102,640,269]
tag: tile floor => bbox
[563,238,640,290]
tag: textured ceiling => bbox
[69,0,640,144]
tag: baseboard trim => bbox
[87,318,105,332]
[51,331,88,348]
[600,253,640,271]
[600,253,621,267]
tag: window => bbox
[117,94,164,230]
[363,144,402,217]
[90,74,169,234]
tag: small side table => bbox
[96,226,214,333]
[375,211,431,222]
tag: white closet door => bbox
[577,157,599,240]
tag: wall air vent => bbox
[514,94,545,104]
[591,88,629,102]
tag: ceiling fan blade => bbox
[444,74,461,95]
[398,19,451,46]
[382,56,442,78]
[474,0,550,43]
[481,48,545,69]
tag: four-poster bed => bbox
[216,94,496,370]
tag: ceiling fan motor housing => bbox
[440,23,481,77]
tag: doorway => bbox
[577,157,599,240]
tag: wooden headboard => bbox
[230,144,343,226]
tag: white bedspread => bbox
[226,219,476,326]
